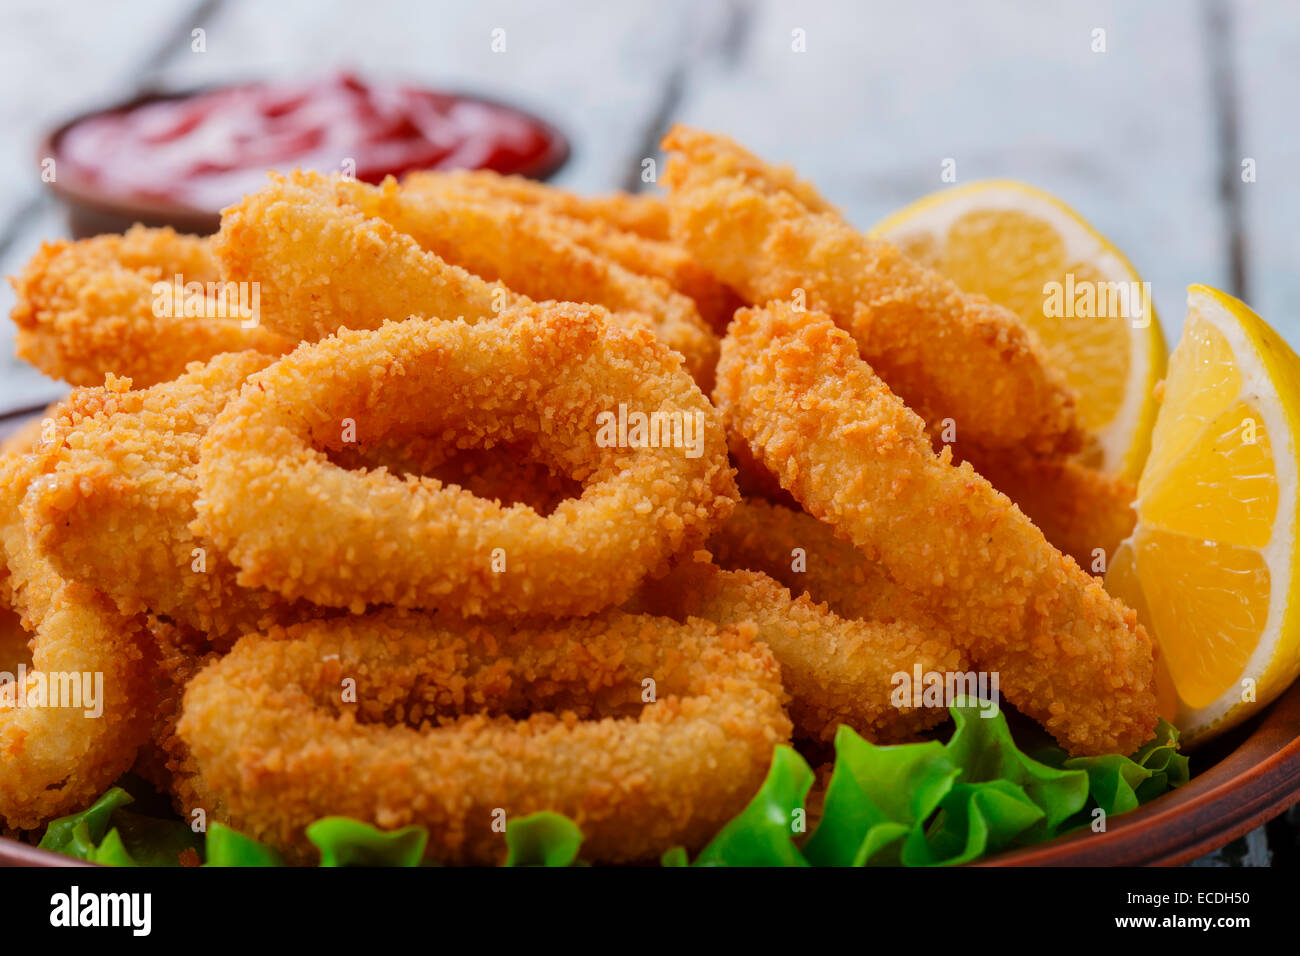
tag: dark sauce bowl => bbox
[38,78,570,239]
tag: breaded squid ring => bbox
[403,168,672,239]
[953,444,1137,571]
[629,560,964,743]
[177,609,791,864]
[715,301,1156,755]
[9,225,291,387]
[193,302,737,617]
[355,179,718,366]
[663,126,1084,456]
[0,445,155,829]
[23,352,320,646]
[215,171,718,388]
[401,171,740,331]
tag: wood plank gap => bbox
[1205,0,1249,301]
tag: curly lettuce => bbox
[35,699,1186,867]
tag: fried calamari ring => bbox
[10,226,291,387]
[177,609,791,865]
[710,499,947,625]
[953,444,1137,571]
[194,302,737,617]
[348,178,719,384]
[629,560,964,743]
[401,171,740,331]
[216,171,718,388]
[403,168,672,239]
[715,301,1156,755]
[663,126,1084,456]
[0,446,155,829]
[23,352,320,646]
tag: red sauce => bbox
[57,72,563,210]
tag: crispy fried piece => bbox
[215,171,508,342]
[710,499,936,624]
[956,445,1137,572]
[9,226,291,387]
[652,126,841,217]
[630,559,963,743]
[216,171,717,387]
[715,302,1157,755]
[21,352,320,647]
[402,171,740,331]
[404,168,672,238]
[194,303,737,617]
[178,609,791,864]
[131,617,219,808]
[0,437,154,829]
[329,176,718,389]
[664,126,1084,456]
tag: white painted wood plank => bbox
[0,0,189,225]
[149,0,700,191]
[670,0,1227,344]
[1232,0,1300,345]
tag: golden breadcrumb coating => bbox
[0,431,155,829]
[338,177,719,390]
[9,225,291,387]
[22,352,321,645]
[630,559,964,743]
[216,171,717,387]
[715,302,1156,755]
[193,302,737,617]
[178,609,791,864]
[402,170,740,331]
[404,168,672,238]
[956,445,1137,571]
[663,126,1084,456]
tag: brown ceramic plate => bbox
[38,82,571,239]
[1,404,1298,867]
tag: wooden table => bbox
[0,0,1295,864]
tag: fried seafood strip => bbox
[131,618,219,806]
[664,126,1084,455]
[194,303,737,617]
[630,560,964,743]
[341,177,719,387]
[710,499,931,623]
[715,303,1157,755]
[402,171,740,331]
[216,171,718,386]
[215,171,508,341]
[178,609,791,865]
[956,446,1137,571]
[22,352,319,646]
[403,168,672,238]
[0,440,154,829]
[652,126,841,217]
[9,226,291,387]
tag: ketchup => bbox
[57,72,563,210]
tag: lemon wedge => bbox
[1106,285,1300,743]
[872,181,1165,479]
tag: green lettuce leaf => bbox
[504,812,583,867]
[206,823,285,867]
[688,745,814,866]
[38,787,134,857]
[802,729,957,866]
[306,818,427,867]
